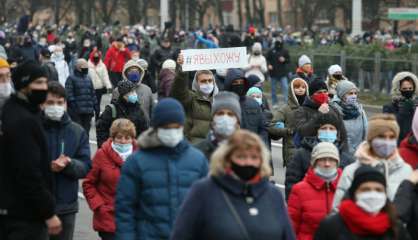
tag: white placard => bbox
[181,47,247,71]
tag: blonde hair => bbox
[110,118,136,139]
[210,130,272,177]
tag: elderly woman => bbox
[171,129,295,240]
[83,119,137,240]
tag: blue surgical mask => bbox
[254,97,262,106]
[127,72,141,83]
[345,95,358,105]
[127,94,138,103]
[318,130,337,143]
[111,142,133,154]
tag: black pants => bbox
[98,232,115,240]
[49,213,76,240]
[0,217,48,240]
[109,72,122,88]
[72,113,93,136]
[95,88,106,118]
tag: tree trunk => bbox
[244,0,252,26]
[74,0,85,25]
[142,0,149,25]
[215,0,224,26]
[170,0,177,29]
[54,0,61,25]
[127,0,139,25]
[258,0,265,28]
[277,0,282,27]
[100,0,119,25]
[0,0,8,23]
[188,0,196,29]
[252,0,258,26]
[237,0,243,30]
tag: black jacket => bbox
[394,180,418,239]
[65,70,98,116]
[194,133,219,160]
[383,98,418,144]
[0,94,55,221]
[267,47,290,77]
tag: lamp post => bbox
[352,0,362,36]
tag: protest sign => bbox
[181,47,247,71]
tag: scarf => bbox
[296,67,313,77]
[339,101,360,120]
[339,199,390,236]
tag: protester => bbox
[267,39,290,107]
[195,91,241,159]
[150,38,174,77]
[331,80,368,154]
[50,46,70,87]
[0,60,62,238]
[332,114,413,209]
[288,142,342,240]
[0,58,12,126]
[115,98,208,239]
[104,37,131,87]
[326,64,347,99]
[65,58,97,135]
[83,119,137,240]
[215,68,227,91]
[171,54,219,143]
[383,72,418,143]
[244,42,267,84]
[137,58,157,93]
[40,48,59,82]
[292,55,315,84]
[158,59,176,98]
[315,166,411,240]
[399,109,418,168]
[42,81,91,240]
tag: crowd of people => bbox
[0,20,418,240]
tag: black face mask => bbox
[80,68,89,76]
[253,51,261,56]
[231,84,246,96]
[401,90,414,99]
[333,74,343,80]
[27,89,48,105]
[93,56,100,64]
[231,161,259,181]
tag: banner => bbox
[388,8,418,20]
[181,47,247,71]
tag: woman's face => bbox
[294,84,306,96]
[315,158,338,169]
[375,130,396,141]
[355,182,386,199]
[230,147,261,168]
[113,133,133,144]
[343,89,358,100]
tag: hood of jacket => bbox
[122,60,145,83]
[288,78,309,109]
[391,71,418,99]
[224,68,251,91]
[191,70,219,97]
[88,49,102,64]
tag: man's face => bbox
[197,73,213,86]
[43,93,67,110]
[0,67,11,84]
[27,77,48,92]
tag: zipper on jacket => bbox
[325,182,330,214]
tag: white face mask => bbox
[314,166,338,181]
[158,127,184,147]
[356,191,387,214]
[44,105,65,121]
[213,115,237,137]
[0,82,12,98]
[200,83,214,95]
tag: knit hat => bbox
[309,78,328,96]
[328,64,342,75]
[246,86,262,97]
[75,58,88,69]
[152,98,185,127]
[348,165,386,198]
[252,42,262,52]
[117,80,137,97]
[336,80,358,99]
[137,59,149,70]
[298,55,311,67]
[311,142,340,166]
[162,59,176,70]
[12,60,48,90]
[367,114,400,143]
[316,113,340,131]
[0,58,9,69]
[211,91,242,123]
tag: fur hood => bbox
[391,71,418,99]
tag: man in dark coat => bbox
[0,61,62,239]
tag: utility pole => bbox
[352,0,362,36]
[394,0,401,34]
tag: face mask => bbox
[356,191,387,214]
[127,72,141,83]
[345,95,358,105]
[111,142,133,154]
[213,115,237,137]
[400,90,414,99]
[127,93,138,103]
[253,51,261,56]
[200,83,214,95]
[27,89,48,105]
[0,82,12,98]
[44,105,65,121]
[231,84,246,96]
[318,130,337,143]
[53,52,64,59]
[93,56,100,64]
[80,68,89,76]
[230,161,259,181]
[371,138,397,158]
[158,127,184,147]
[311,92,329,105]
[314,167,338,181]
[254,97,262,105]
[332,74,343,80]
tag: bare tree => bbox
[126,0,141,24]
[257,0,265,28]
[244,0,252,26]
[237,0,243,30]
[0,0,8,23]
[196,0,212,27]
[215,0,224,27]
[98,0,120,25]
[277,0,283,27]
[296,0,327,30]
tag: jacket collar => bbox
[304,167,341,191]
[212,174,269,198]
[101,139,127,167]
[13,93,40,113]
[137,127,189,152]
[43,112,71,128]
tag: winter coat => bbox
[268,79,308,166]
[290,71,316,85]
[285,137,354,198]
[96,98,149,148]
[42,61,59,83]
[314,213,411,240]
[51,53,70,86]
[331,101,368,155]
[194,132,219,160]
[83,139,136,233]
[151,46,174,72]
[171,174,296,240]
[383,72,418,143]
[65,70,98,116]
[288,168,341,240]
[399,133,418,168]
[115,128,208,240]
[158,68,176,98]
[43,113,91,214]
[394,180,418,240]
[104,43,131,73]
[293,97,348,151]
[332,142,413,209]
[267,47,290,77]
[88,53,112,90]
[244,54,268,83]
[170,70,219,144]
[0,94,55,221]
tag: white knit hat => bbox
[311,142,340,166]
[328,64,343,75]
[162,59,176,70]
[298,55,311,67]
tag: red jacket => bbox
[399,133,418,169]
[287,168,341,240]
[103,43,131,73]
[82,138,136,233]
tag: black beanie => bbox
[348,165,386,198]
[117,80,137,97]
[316,113,341,131]
[12,60,48,90]
[309,78,328,96]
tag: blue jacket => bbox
[65,70,98,115]
[171,175,296,240]
[43,113,91,214]
[115,129,208,240]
